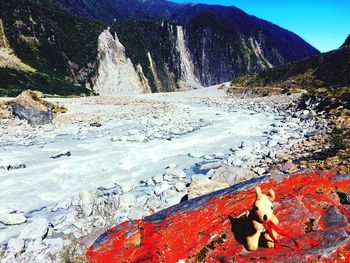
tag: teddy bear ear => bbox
[267,189,275,201]
[255,187,262,200]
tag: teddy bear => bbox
[245,186,279,251]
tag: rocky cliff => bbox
[232,35,350,91]
[94,29,150,95]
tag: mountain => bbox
[343,35,350,47]
[55,0,319,85]
[0,0,105,96]
[232,36,350,91]
[0,0,319,96]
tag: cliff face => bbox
[94,30,150,95]
[232,40,350,90]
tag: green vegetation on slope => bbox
[0,0,106,96]
[231,39,350,94]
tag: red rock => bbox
[86,171,350,263]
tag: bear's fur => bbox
[246,187,279,251]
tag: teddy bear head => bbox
[252,187,275,223]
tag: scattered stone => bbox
[198,162,222,171]
[165,168,187,179]
[281,160,298,174]
[78,191,96,217]
[188,177,229,199]
[211,166,249,185]
[6,238,24,255]
[0,213,27,225]
[18,218,49,240]
[50,151,71,159]
[175,182,186,192]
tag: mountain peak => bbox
[343,35,350,47]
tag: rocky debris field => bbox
[0,87,349,262]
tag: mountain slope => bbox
[0,0,105,96]
[1,0,320,96]
[54,0,320,85]
[232,36,350,90]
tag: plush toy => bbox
[246,187,279,251]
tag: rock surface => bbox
[0,213,27,226]
[87,171,350,262]
[188,176,229,199]
[9,90,53,125]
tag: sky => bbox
[172,0,350,52]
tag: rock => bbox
[78,191,96,217]
[0,213,27,225]
[188,177,229,199]
[175,182,186,192]
[120,192,137,208]
[281,160,298,174]
[87,171,350,263]
[50,151,71,159]
[6,238,24,255]
[153,174,164,184]
[252,167,266,176]
[0,157,26,171]
[198,161,222,171]
[154,182,170,196]
[9,90,54,125]
[324,156,340,170]
[18,218,48,240]
[210,166,249,185]
[43,238,64,254]
[164,168,187,179]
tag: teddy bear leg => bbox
[246,231,261,251]
[264,215,279,248]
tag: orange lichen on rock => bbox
[87,171,350,263]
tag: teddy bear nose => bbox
[263,215,267,221]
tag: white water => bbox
[0,89,280,217]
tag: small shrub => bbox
[53,102,68,113]
[330,128,347,153]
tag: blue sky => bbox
[172,0,350,52]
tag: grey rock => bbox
[165,168,187,179]
[175,182,186,192]
[6,238,24,255]
[18,218,49,240]
[210,166,239,185]
[9,90,53,125]
[188,176,229,199]
[0,213,27,225]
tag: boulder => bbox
[164,168,187,179]
[87,172,350,263]
[188,176,229,199]
[78,191,96,217]
[18,218,49,240]
[6,238,24,255]
[9,90,54,125]
[0,213,27,225]
[211,165,251,185]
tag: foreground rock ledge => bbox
[87,171,350,262]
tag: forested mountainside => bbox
[232,36,350,92]
[0,0,319,96]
